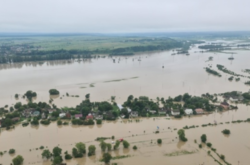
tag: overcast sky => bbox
[0,0,249,33]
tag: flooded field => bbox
[0,40,250,165]
[0,41,250,108]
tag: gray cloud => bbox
[0,0,249,33]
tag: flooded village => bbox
[0,40,250,165]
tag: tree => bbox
[12,155,24,165]
[85,93,90,99]
[220,154,225,160]
[107,143,112,151]
[76,142,86,154]
[96,119,102,124]
[88,145,96,156]
[178,129,187,142]
[100,141,107,152]
[42,149,52,159]
[103,153,112,164]
[201,134,207,143]
[53,156,62,165]
[123,140,130,148]
[49,89,60,95]
[113,140,120,150]
[206,142,212,148]
[10,106,14,112]
[9,149,16,154]
[133,145,137,150]
[222,129,230,135]
[14,102,22,109]
[65,154,72,160]
[111,96,116,102]
[57,120,62,125]
[52,147,62,157]
[157,139,162,144]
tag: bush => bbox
[123,140,130,148]
[103,153,112,163]
[96,119,102,125]
[9,149,15,154]
[12,155,24,165]
[157,139,162,144]
[49,89,59,95]
[206,142,212,148]
[133,145,137,150]
[199,144,202,148]
[57,120,62,125]
[201,134,207,143]
[222,129,230,135]
[220,154,225,160]
[65,154,72,160]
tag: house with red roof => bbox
[86,114,94,120]
[75,114,82,119]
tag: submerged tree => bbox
[12,155,24,165]
[178,129,187,142]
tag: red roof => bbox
[75,114,82,118]
[86,114,93,120]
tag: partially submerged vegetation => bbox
[205,67,221,77]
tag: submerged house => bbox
[195,108,204,114]
[129,111,138,118]
[171,109,180,116]
[185,109,193,115]
[86,114,94,120]
[221,101,229,109]
[59,113,66,118]
[75,114,83,119]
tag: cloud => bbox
[0,0,249,33]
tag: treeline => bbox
[198,45,223,50]
[109,41,183,56]
[0,40,184,63]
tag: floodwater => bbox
[0,40,250,164]
[0,41,250,108]
[0,107,250,165]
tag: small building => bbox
[148,110,157,114]
[195,108,204,114]
[59,113,66,118]
[86,114,94,120]
[11,117,20,122]
[48,109,56,114]
[129,111,138,118]
[185,109,193,115]
[95,115,103,120]
[105,111,115,120]
[127,108,132,113]
[171,109,180,116]
[66,113,71,119]
[41,113,46,119]
[158,108,169,115]
[31,111,40,117]
[221,101,229,109]
[75,114,83,119]
[117,104,123,111]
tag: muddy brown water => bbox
[0,41,250,108]
[0,40,250,164]
[0,108,250,165]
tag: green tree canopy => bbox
[42,149,52,159]
[12,155,24,165]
